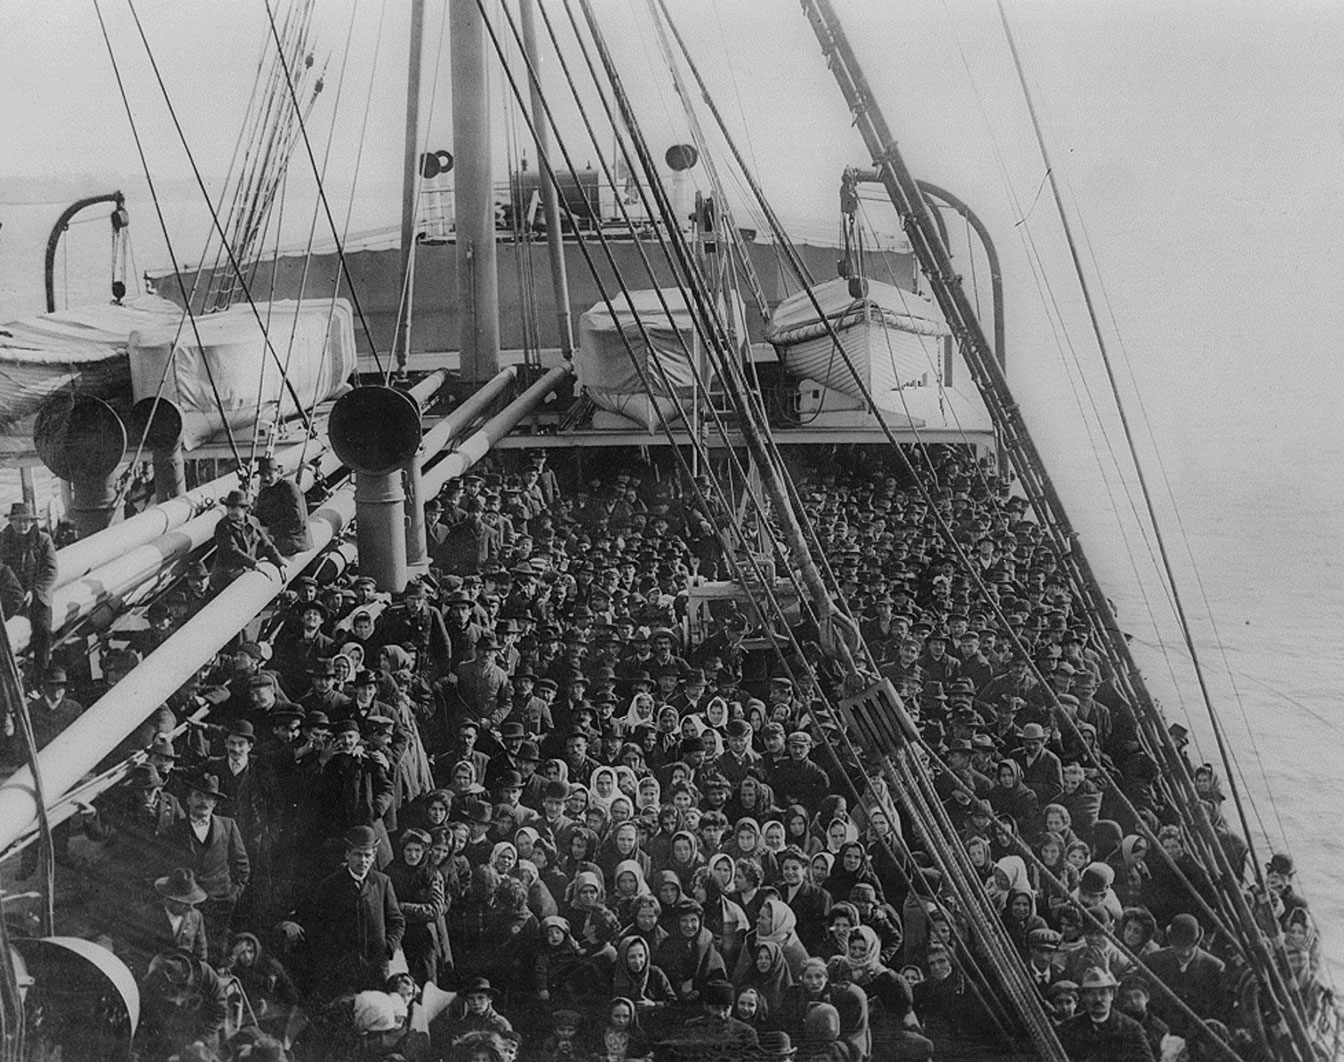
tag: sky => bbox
[5,0,1344,955]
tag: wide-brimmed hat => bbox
[186,773,230,800]
[221,489,251,509]
[459,976,497,997]
[1079,967,1119,991]
[7,503,35,520]
[155,867,207,905]
[1018,723,1048,741]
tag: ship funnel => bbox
[328,386,422,593]
[665,144,699,232]
[33,394,127,538]
[128,397,185,503]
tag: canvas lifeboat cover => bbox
[129,299,356,447]
[766,277,950,398]
[0,295,183,430]
[577,288,746,429]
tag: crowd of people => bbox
[15,444,1325,1062]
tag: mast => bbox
[519,0,574,361]
[450,0,500,383]
[396,0,427,375]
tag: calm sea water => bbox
[3,200,1341,984]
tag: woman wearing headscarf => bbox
[649,870,685,933]
[611,936,676,1011]
[659,829,704,889]
[586,996,652,1062]
[724,771,778,825]
[699,696,731,738]
[827,842,885,907]
[828,926,933,1060]
[718,817,779,884]
[514,858,559,921]
[621,894,668,956]
[778,957,871,1062]
[820,816,859,859]
[610,859,652,927]
[597,821,651,888]
[734,896,810,982]
[1111,834,1153,908]
[387,828,451,987]
[619,692,658,735]
[489,841,519,878]
[733,938,795,1015]
[989,759,1041,837]
[588,766,621,813]
[563,869,609,942]
[690,865,749,974]
[987,855,1035,915]
[634,776,662,815]
[653,898,727,1004]
[1002,890,1047,959]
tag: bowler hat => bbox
[1167,913,1202,947]
[1018,722,1047,741]
[225,720,256,742]
[460,976,497,997]
[345,825,379,851]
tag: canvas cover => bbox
[0,295,183,429]
[129,299,356,447]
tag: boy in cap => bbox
[209,490,285,592]
[254,455,313,556]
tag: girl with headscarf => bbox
[514,858,559,921]
[386,828,450,988]
[989,759,1041,836]
[621,894,668,955]
[725,772,777,824]
[761,820,787,862]
[653,899,728,1003]
[785,805,813,855]
[562,867,608,936]
[608,795,635,830]
[597,821,650,887]
[645,805,680,869]
[542,758,570,788]
[649,871,685,933]
[691,866,749,973]
[589,766,620,813]
[447,759,486,800]
[966,836,995,886]
[489,841,518,878]
[566,783,591,822]
[736,897,810,981]
[1112,834,1152,908]
[660,829,704,889]
[700,696,730,737]
[733,939,795,1014]
[1002,889,1047,959]
[828,926,932,1053]
[827,842,885,907]
[707,853,736,894]
[634,776,661,814]
[988,855,1035,914]
[821,816,859,859]
[810,851,835,892]
[619,692,657,734]
[610,859,651,927]
[611,937,676,1011]
[534,915,583,1003]
[719,818,780,885]
[778,957,871,1062]
[586,996,651,1062]
[429,825,471,905]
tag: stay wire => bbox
[93,0,244,470]
[260,0,385,381]
[124,0,318,431]
[658,0,1258,952]
[992,0,1267,896]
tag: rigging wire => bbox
[260,0,386,380]
[91,0,245,471]
[654,0,1261,955]
[123,0,319,433]
[992,0,1269,895]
